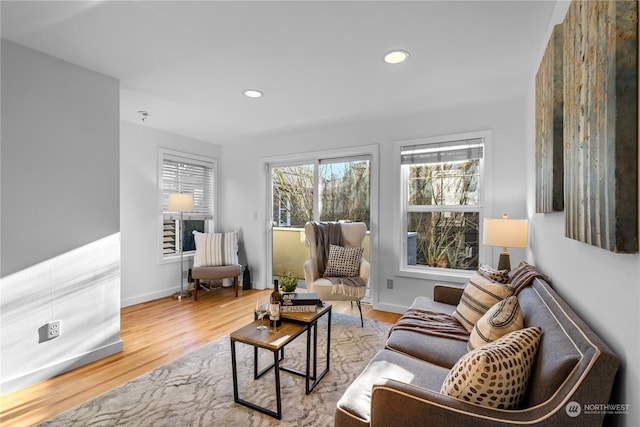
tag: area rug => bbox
[38,313,391,427]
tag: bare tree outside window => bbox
[406,159,481,270]
[272,159,371,229]
[272,165,314,227]
[320,160,370,228]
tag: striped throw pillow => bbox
[467,296,524,351]
[453,272,514,332]
[193,231,239,267]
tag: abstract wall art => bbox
[563,0,638,253]
[535,24,564,213]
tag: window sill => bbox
[397,266,472,284]
[159,252,195,265]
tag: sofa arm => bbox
[371,378,569,427]
[433,285,464,305]
[371,380,490,427]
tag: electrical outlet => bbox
[387,279,394,289]
[47,320,61,339]
[182,270,188,279]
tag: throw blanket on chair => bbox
[311,222,366,297]
[389,308,470,342]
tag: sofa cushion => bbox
[193,231,238,267]
[336,349,450,425]
[468,296,524,351]
[453,272,513,332]
[323,244,363,277]
[386,329,468,368]
[410,295,459,314]
[441,327,542,410]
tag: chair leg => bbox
[356,300,363,327]
[234,276,239,297]
[193,279,200,301]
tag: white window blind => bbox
[162,155,214,219]
[401,138,484,165]
[160,151,215,258]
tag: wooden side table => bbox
[281,303,332,394]
[230,320,307,419]
[229,303,332,419]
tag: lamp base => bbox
[172,290,192,300]
[497,252,511,271]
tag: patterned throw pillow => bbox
[478,264,510,284]
[453,272,514,333]
[467,296,524,351]
[193,231,239,267]
[323,245,363,277]
[441,327,542,409]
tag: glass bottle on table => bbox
[270,279,282,328]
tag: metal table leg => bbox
[231,339,282,419]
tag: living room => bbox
[1,1,638,426]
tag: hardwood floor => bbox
[0,287,401,426]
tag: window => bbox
[160,150,215,260]
[272,163,314,227]
[399,131,489,275]
[271,155,371,229]
[319,157,371,227]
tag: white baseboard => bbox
[1,340,124,394]
[121,286,182,307]
[372,302,408,315]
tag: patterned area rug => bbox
[38,313,391,427]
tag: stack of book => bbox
[281,292,321,312]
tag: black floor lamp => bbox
[168,193,194,300]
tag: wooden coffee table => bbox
[229,303,332,419]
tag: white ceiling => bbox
[1,1,557,144]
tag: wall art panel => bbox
[563,0,638,253]
[536,24,564,213]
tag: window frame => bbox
[158,148,217,264]
[260,144,379,294]
[395,130,493,281]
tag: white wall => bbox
[120,121,221,307]
[1,40,122,391]
[523,3,640,425]
[220,95,529,312]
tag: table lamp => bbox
[483,214,528,271]
[168,193,194,300]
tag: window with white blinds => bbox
[397,131,490,275]
[160,150,215,259]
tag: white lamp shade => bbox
[483,216,528,248]
[167,193,194,212]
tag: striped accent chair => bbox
[191,231,242,300]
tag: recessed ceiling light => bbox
[243,89,263,98]
[384,50,410,65]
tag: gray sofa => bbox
[335,277,619,427]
